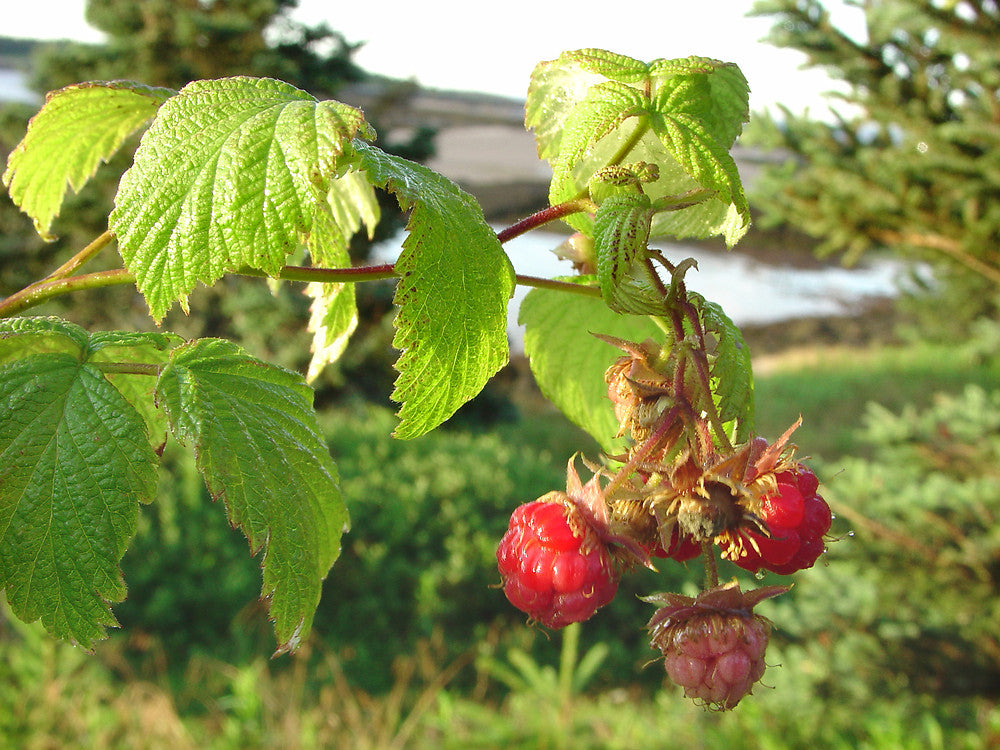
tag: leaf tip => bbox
[272,618,306,657]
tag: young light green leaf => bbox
[690,292,755,441]
[0,354,158,648]
[2,81,173,240]
[519,281,664,452]
[526,49,648,162]
[560,48,651,82]
[651,58,750,150]
[154,338,348,653]
[349,141,515,439]
[526,58,608,162]
[649,78,749,246]
[527,51,751,245]
[304,206,362,382]
[548,80,647,210]
[110,77,373,322]
[306,280,356,382]
[593,193,666,315]
[323,169,381,250]
[303,170,380,379]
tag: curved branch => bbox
[0,269,135,318]
[871,228,1000,287]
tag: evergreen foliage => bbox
[771,385,1000,716]
[748,0,1000,328]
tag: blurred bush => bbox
[761,384,1000,739]
[111,398,702,692]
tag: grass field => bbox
[752,340,1000,460]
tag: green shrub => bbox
[761,385,1000,738]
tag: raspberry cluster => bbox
[495,334,834,711]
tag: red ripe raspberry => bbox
[767,494,833,575]
[654,526,701,562]
[647,582,787,710]
[735,465,832,575]
[497,492,619,628]
[759,481,805,529]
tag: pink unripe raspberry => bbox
[660,614,769,709]
[647,582,787,710]
[497,492,619,628]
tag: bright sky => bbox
[3,0,866,116]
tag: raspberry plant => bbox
[0,49,831,708]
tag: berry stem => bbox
[44,230,115,282]
[702,542,719,588]
[0,268,134,318]
[0,257,603,318]
[3,198,609,318]
[94,361,163,377]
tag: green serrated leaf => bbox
[110,77,373,322]
[519,281,663,452]
[88,330,183,448]
[565,49,650,82]
[0,316,90,363]
[0,354,158,648]
[593,193,666,315]
[693,62,750,150]
[691,292,755,441]
[155,338,347,653]
[647,57,750,145]
[349,141,515,439]
[0,320,181,449]
[2,81,173,240]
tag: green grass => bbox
[752,342,1000,461]
[3,605,995,750]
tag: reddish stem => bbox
[496,200,595,244]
